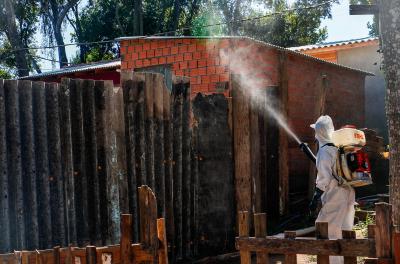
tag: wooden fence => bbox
[236,202,399,264]
[0,185,168,264]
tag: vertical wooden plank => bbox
[368,225,376,239]
[4,80,25,250]
[163,85,175,259]
[35,250,43,264]
[316,222,329,264]
[238,211,251,264]
[32,81,52,249]
[18,80,39,250]
[375,203,393,259]
[86,246,96,264]
[181,78,191,258]
[284,231,297,264]
[190,114,199,257]
[0,79,10,253]
[145,73,156,191]
[343,230,357,264]
[122,72,139,242]
[157,218,169,264]
[94,80,109,244]
[278,52,289,215]
[393,231,400,264]
[231,75,252,213]
[154,74,166,218]
[82,79,101,245]
[172,79,183,260]
[65,246,73,264]
[69,79,89,245]
[254,213,268,264]
[120,214,132,264]
[59,78,77,245]
[138,186,159,255]
[251,105,261,213]
[135,75,147,187]
[53,247,60,264]
[46,83,66,246]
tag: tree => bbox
[39,0,79,67]
[0,0,40,77]
[378,0,400,226]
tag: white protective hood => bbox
[310,115,335,146]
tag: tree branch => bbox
[56,0,80,30]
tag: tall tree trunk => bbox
[54,27,69,68]
[133,0,143,35]
[378,0,400,226]
[4,0,29,77]
[170,0,182,33]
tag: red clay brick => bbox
[175,54,183,62]
[122,61,128,69]
[167,56,175,64]
[143,59,150,67]
[151,57,158,65]
[143,43,150,51]
[131,52,138,60]
[159,40,166,48]
[167,40,175,47]
[155,48,163,57]
[198,67,206,75]
[184,69,190,76]
[147,49,155,57]
[193,84,209,92]
[216,66,226,74]
[179,45,188,53]
[134,45,143,52]
[128,46,135,53]
[197,43,206,51]
[183,39,192,44]
[120,46,127,55]
[173,63,180,71]
[220,73,229,82]
[163,47,170,56]
[207,58,215,67]
[171,46,178,55]
[201,75,210,84]
[150,42,158,49]
[198,59,207,68]
[128,60,134,68]
[210,74,220,83]
[159,57,166,64]
[121,40,129,47]
[175,70,184,76]
[208,83,216,91]
[184,53,192,61]
[207,66,216,74]
[179,61,188,70]
[190,68,199,76]
[139,51,147,59]
[219,39,230,49]
[190,76,201,85]
[193,52,201,60]
[188,60,197,69]
[135,60,143,67]
[202,51,209,59]
[188,44,196,52]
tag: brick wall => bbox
[120,37,366,193]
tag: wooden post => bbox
[46,83,66,246]
[393,230,400,264]
[343,230,357,264]
[120,214,132,264]
[157,218,169,264]
[368,225,376,239]
[138,186,159,255]
[18,81,39,250]
[285,231,297,264]
[4,80,25,249]
[35,250,43,264]
[145,74,156,191]
[375,203,393,262]
[60,78,77,245]
[238,211,251,264]
[86,246,97,264]
[53,246,61,264]
[254,213,268,264]
[0,79,10,253]
[65,246,73,264]
[316,222,329,264]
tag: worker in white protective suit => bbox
[309,115,356,264]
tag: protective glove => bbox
[309,188,324,213]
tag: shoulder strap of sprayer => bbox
[320,143,346,185]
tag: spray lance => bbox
[299,142,316,164]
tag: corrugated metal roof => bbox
[288,37,379,52]
[19,59,121,79]
[116,36,374,76]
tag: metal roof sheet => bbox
[288,37,379,52]
[19,59,121,79]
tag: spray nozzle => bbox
[299,142,316,164]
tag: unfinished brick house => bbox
[117,36,371,216]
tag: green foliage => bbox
[0,68,12,79]
[353,212,375,238]
[191,6,226,36]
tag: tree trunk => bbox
[133,0,143,35]
[169,0,182,33]
[4,0,29,77]
[378,0,400,226]
[54,28,69,68]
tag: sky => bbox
[37,0,375,72]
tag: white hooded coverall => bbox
[311,116,356,264]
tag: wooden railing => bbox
[236,203,398,264]
[0,186,168,264]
